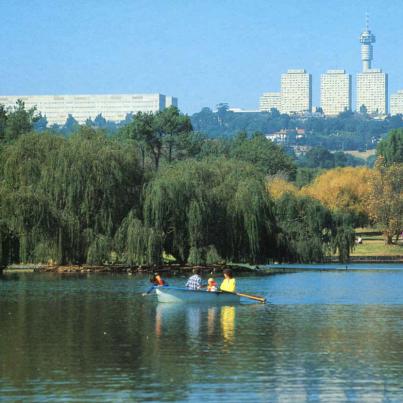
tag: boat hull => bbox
[155,287,240,304]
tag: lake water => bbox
[1,269,403,402]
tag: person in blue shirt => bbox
[186,268,205,290]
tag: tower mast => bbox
[360,13,376,72]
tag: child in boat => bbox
[207,277,218,292]
[220,269,236,293]
[150,272,165,286]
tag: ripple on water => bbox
[0,272,403,401]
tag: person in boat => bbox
[150,272,165,286]
[185,268,204,290]
[220,269,236,293]
[207,277,218,292]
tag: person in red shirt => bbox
[150,272,165,286]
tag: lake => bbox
[1,268,403,402]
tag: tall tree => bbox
[302,167,372,226]
[377,128,403,165]
[367,158,403,244]
[0,130,143,264]
[142,158,278,264]
[3,100,38,142]
[154,106,193,163]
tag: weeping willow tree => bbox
[0,129,143,265]
[142,157,278,264]
[113,210,163,265]
[275,193,355,263]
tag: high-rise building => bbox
[259,92,281,112]
[390,90,403,116]
[357,69,388,114]
[0,93,178,125]
[280,69,312,114]
[356,19,388,115]
[320,70,352,116]
[165,96,178,108]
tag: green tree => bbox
[0,105,8,142]
[124,107,193,169]
[377,128,403,165]
[142,158,278,264]
[3,100,38,142]
[300,147,335,169]
[0,130,143,264]
[275,193,354,262]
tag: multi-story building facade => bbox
[165,96,178,108]
[356,70,388,114]
[280,69,312,114]
[390,90,403,116]
[259,92,281,112]
[320,70,352,116]
[0,93,178,125]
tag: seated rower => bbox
[150,272,165,286]
[207,277,218,292]
[186,268,204,290]
[220,269,236,293]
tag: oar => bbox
[142,285,155,296]
[236,292,266,303]
[222,290,266,303]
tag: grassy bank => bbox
[351,231,403,256]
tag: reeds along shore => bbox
[1,263,261,275]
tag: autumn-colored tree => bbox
[267,176,299,199]
[301,167,372,224]
[367,158,403,244]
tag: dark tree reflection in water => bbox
[0,271,402,401]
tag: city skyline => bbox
[0,0,402,113]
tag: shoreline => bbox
[1,257,403,275]
[0,263,260,275]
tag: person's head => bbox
[223,269,233,279]
[193,267,201,276]
[208,277,215,285]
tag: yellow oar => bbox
[236,292,266,303]
[222,290,266,303]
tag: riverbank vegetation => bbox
[0,103,402,266]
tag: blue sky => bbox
[0,0,402,113]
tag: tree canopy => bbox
[377,128,403,165]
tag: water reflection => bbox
[221,306,236,344]
[207,307,217,336]
[154,303,237,345]
[1,273,403,401]
[186,306,201,338]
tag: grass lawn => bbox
[344,149,376,160]
[351,233,403,256]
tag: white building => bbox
[356,69,388,114]
[228,108,259,113]
[356,20,388,115]
[280,69,312,114]
[390,90,403,116]
[165,96,178,108]
[259,92,281,112]
[320,70,352,116]
[0,93,178,125]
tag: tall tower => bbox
[360,14,376,72]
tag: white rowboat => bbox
[155,286,240,304]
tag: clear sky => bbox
[0,0,402,114]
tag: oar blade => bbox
[237,292,266,303]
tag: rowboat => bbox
[155,286,241,304]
